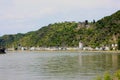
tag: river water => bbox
[0,51,120,80]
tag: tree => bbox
[93,19,96,24]
[85,20,88,25]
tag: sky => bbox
[0,0,120,36]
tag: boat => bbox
[0,48,6,54]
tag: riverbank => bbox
[6,49,120,54]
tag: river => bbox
[0,51,120,80]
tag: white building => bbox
[79,42,83,50]
[30,47,35,51]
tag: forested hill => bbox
[0,10,120,48]
[92,10,120,47]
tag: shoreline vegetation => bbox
[95,70,120,80]
[6,48,120,53]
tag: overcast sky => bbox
[0,0,120,36]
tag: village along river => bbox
[0,51,120,80]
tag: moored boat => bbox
[0,48,6,54]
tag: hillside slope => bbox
[0,10,120,49]
[92,10,120,47]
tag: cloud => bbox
[1,0,119,20]
[0,0,119,36]
[0,0,120,21]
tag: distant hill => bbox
[0,10,120,49]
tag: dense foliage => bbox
[0,10,120,48]
[92,10,120,47]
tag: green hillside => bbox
[0,10,120,49]
[92,10,120,47]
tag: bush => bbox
[103,72,112,80]
[95,70,120,80]
[113,70,120,80]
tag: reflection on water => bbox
[43,52,120,75]
[0,51,120,80]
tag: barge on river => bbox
[0,48,6,54]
